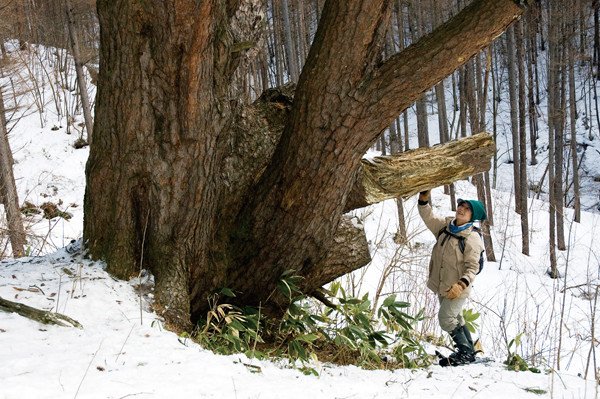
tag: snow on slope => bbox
[0,244,595,398]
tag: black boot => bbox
[447,324,476,365]
[462,324,482,355]
[462,324,474,349]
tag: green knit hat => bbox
[457,198,488,222]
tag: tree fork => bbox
[210,95,495,305]
[87,0,531,327]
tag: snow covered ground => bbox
[0,245,595,398]
[1,43,600,398]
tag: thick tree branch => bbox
[0,296,83,328]
[345,133,495,212]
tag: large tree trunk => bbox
[85,0,265,329]
[85,0,530,328]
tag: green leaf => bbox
[330,282,340,297]
[335,334,357,350]
[296,334,318,343]
[287,282,301,294]
[220,287,236,297]
[365,349,382,362]
[523,388,547,395]
[280,269,296,277]
[371,332,389,346]
[382,295,397,307]
[394,301,411,308]
[357,313,373,329]
[286,275,304,283]
[228,319,246,331]
[245,349,265,360]
[301,367,319,376]
[344,298,362,305]
[349,325,368,339]
[278,280,292,299]
[289,341,308,361]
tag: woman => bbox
[417,190,486,366]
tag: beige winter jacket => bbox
[418,202,484,299]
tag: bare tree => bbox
[507,26,522,214]
[0,82,26,257]
[281,0,299,82]
[65,0,93,145]
[567,0,581,223]
[547,0,559,278]
[516,19,529,255]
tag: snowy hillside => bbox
[0,240,595,398]
[0,42,599,398]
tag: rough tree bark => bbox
[85,0,531,329]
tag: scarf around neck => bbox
[449,220,473,234]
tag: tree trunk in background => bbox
[435,82,450,143]
[0,86,25,257]
[270,1,285,87]
[526,10,538,165]
[463,56,495,261]
[384,24,406,242]
[554,30,566,252]
[491,45,499,188]
[65,0,94,145]
[432,3,449,145]
[548,0,559,278]
[568,1,581,223]
[459,69,468,138]
[410,2,430,148]
[479,50,495,227]
[594,0,600,77]
[397,5,410,152]
[507,26,522,214]
[258,48,270,92]
[436,77,455,205]
[516,19,529,255]
[295,0,308,69]
[416,104,430,147]
[388,118,401,154]
[85,0,529,328]
[281,0,299,82]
